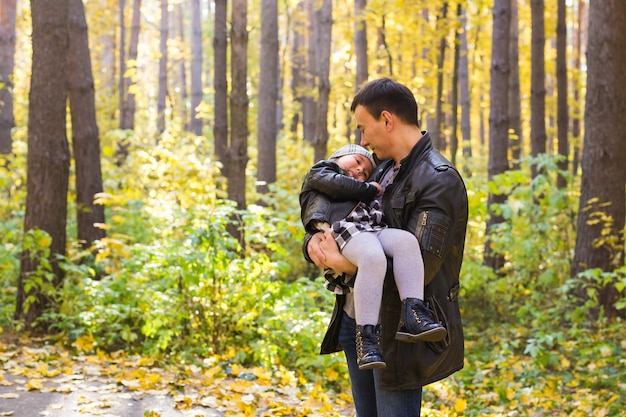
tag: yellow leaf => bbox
[26,378,44,391]
[454,398,467,412]
[506,387,515,400]
[73,335,95,353]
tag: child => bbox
[300,144,446,370]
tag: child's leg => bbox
[376,228,424,300]
[341,232,388,370]
[377,228,447,343]
[341,232,387,326]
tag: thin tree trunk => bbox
[118,0,126,129]
[508,0,522,169]
[68,0,106,250]
[213,0,228,170]
[484,0,510,273]
[572,0,626,319]
[450,3,461,166]
[433,2,448,151]
[0,0,17,155]
[157,0,168,135]
[289,1,305,136]
[354,0,367,144]
[530,0,546,179]
[16,0,70,327]
[302,0,316,147]
[556,0,568,188]
[459,6,472,163]
[190,0,203,135]
[176,3,188,130]
[571,0,585,178]
[256,0,278,194]
[227,0,249,246]
[312,0,332,163]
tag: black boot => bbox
[396,298,447,343]
[356,324,386,370]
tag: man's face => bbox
[354,105,390,160]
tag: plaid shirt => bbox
[324,199,386,294]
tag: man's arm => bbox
[306,230,357,275]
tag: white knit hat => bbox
[329,144,377,169]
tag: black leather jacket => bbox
[303,132,468,389]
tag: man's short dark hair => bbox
[350,78,420,126]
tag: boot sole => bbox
[358,361,386,370]
[395,327,447,343]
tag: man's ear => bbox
[381,110,393,128]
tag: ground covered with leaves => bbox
[2,312,625,417]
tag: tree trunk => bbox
[190,0,203,136]
[484,0,510,273]
[213,0,228,170]
[256,0,278,195]
[289,1,305,137]
[556,0,568,188]
[227,0,249,246]
[433,2,448,152]
[16,0,70,327]
[118,0,126,129]
[157,0,168,135]
[68,0,106,250]
[119,0,141,131]
[301,0,316,147]
[449,3,461,166]
[459,5,472,163]
[0,0,17,155]
[312,0,332,163]
[571,0,585,178]
[572,0,626,319]
[508,0,522,169]
[530,0,546,179]
[176,3,188,130]
[354,0,367,144]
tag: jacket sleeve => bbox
[305,161,378,201]
[403,165,467,285]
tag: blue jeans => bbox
[338,311,423,417]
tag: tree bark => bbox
[508,0,522,169]
[530,0,546,179]
[190,0,203,136]
[572,0,626,319]
[256,0,279,195]
[312,0,332,163]
[68,0,106,250]
[449,3,461,166]
[556,0,568,188]
[354,0,367,144]
[157,0,168,135]
[289,1,305,137]
[227,0,249,246]
[459,5,472,163]
[484,0,510,273]
[16,0,70,327]
[0,0,17,155]
[213,0,228,170]
[433,2,448,151]
[301,0,317,147]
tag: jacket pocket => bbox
[415,211,451,259]
[426,295,450,354]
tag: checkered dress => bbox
[323,199,387,294]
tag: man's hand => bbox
[307,229,357,275]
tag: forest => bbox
[0,0,625,415]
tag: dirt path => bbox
[0,373,223,417]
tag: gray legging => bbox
[341,228,425,326]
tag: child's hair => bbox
[328,144,377,169]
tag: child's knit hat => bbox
[329,144,377,169]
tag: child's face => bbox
[335,154,374,181]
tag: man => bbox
[303,78,468,416]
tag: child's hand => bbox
[369,181,382,197]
